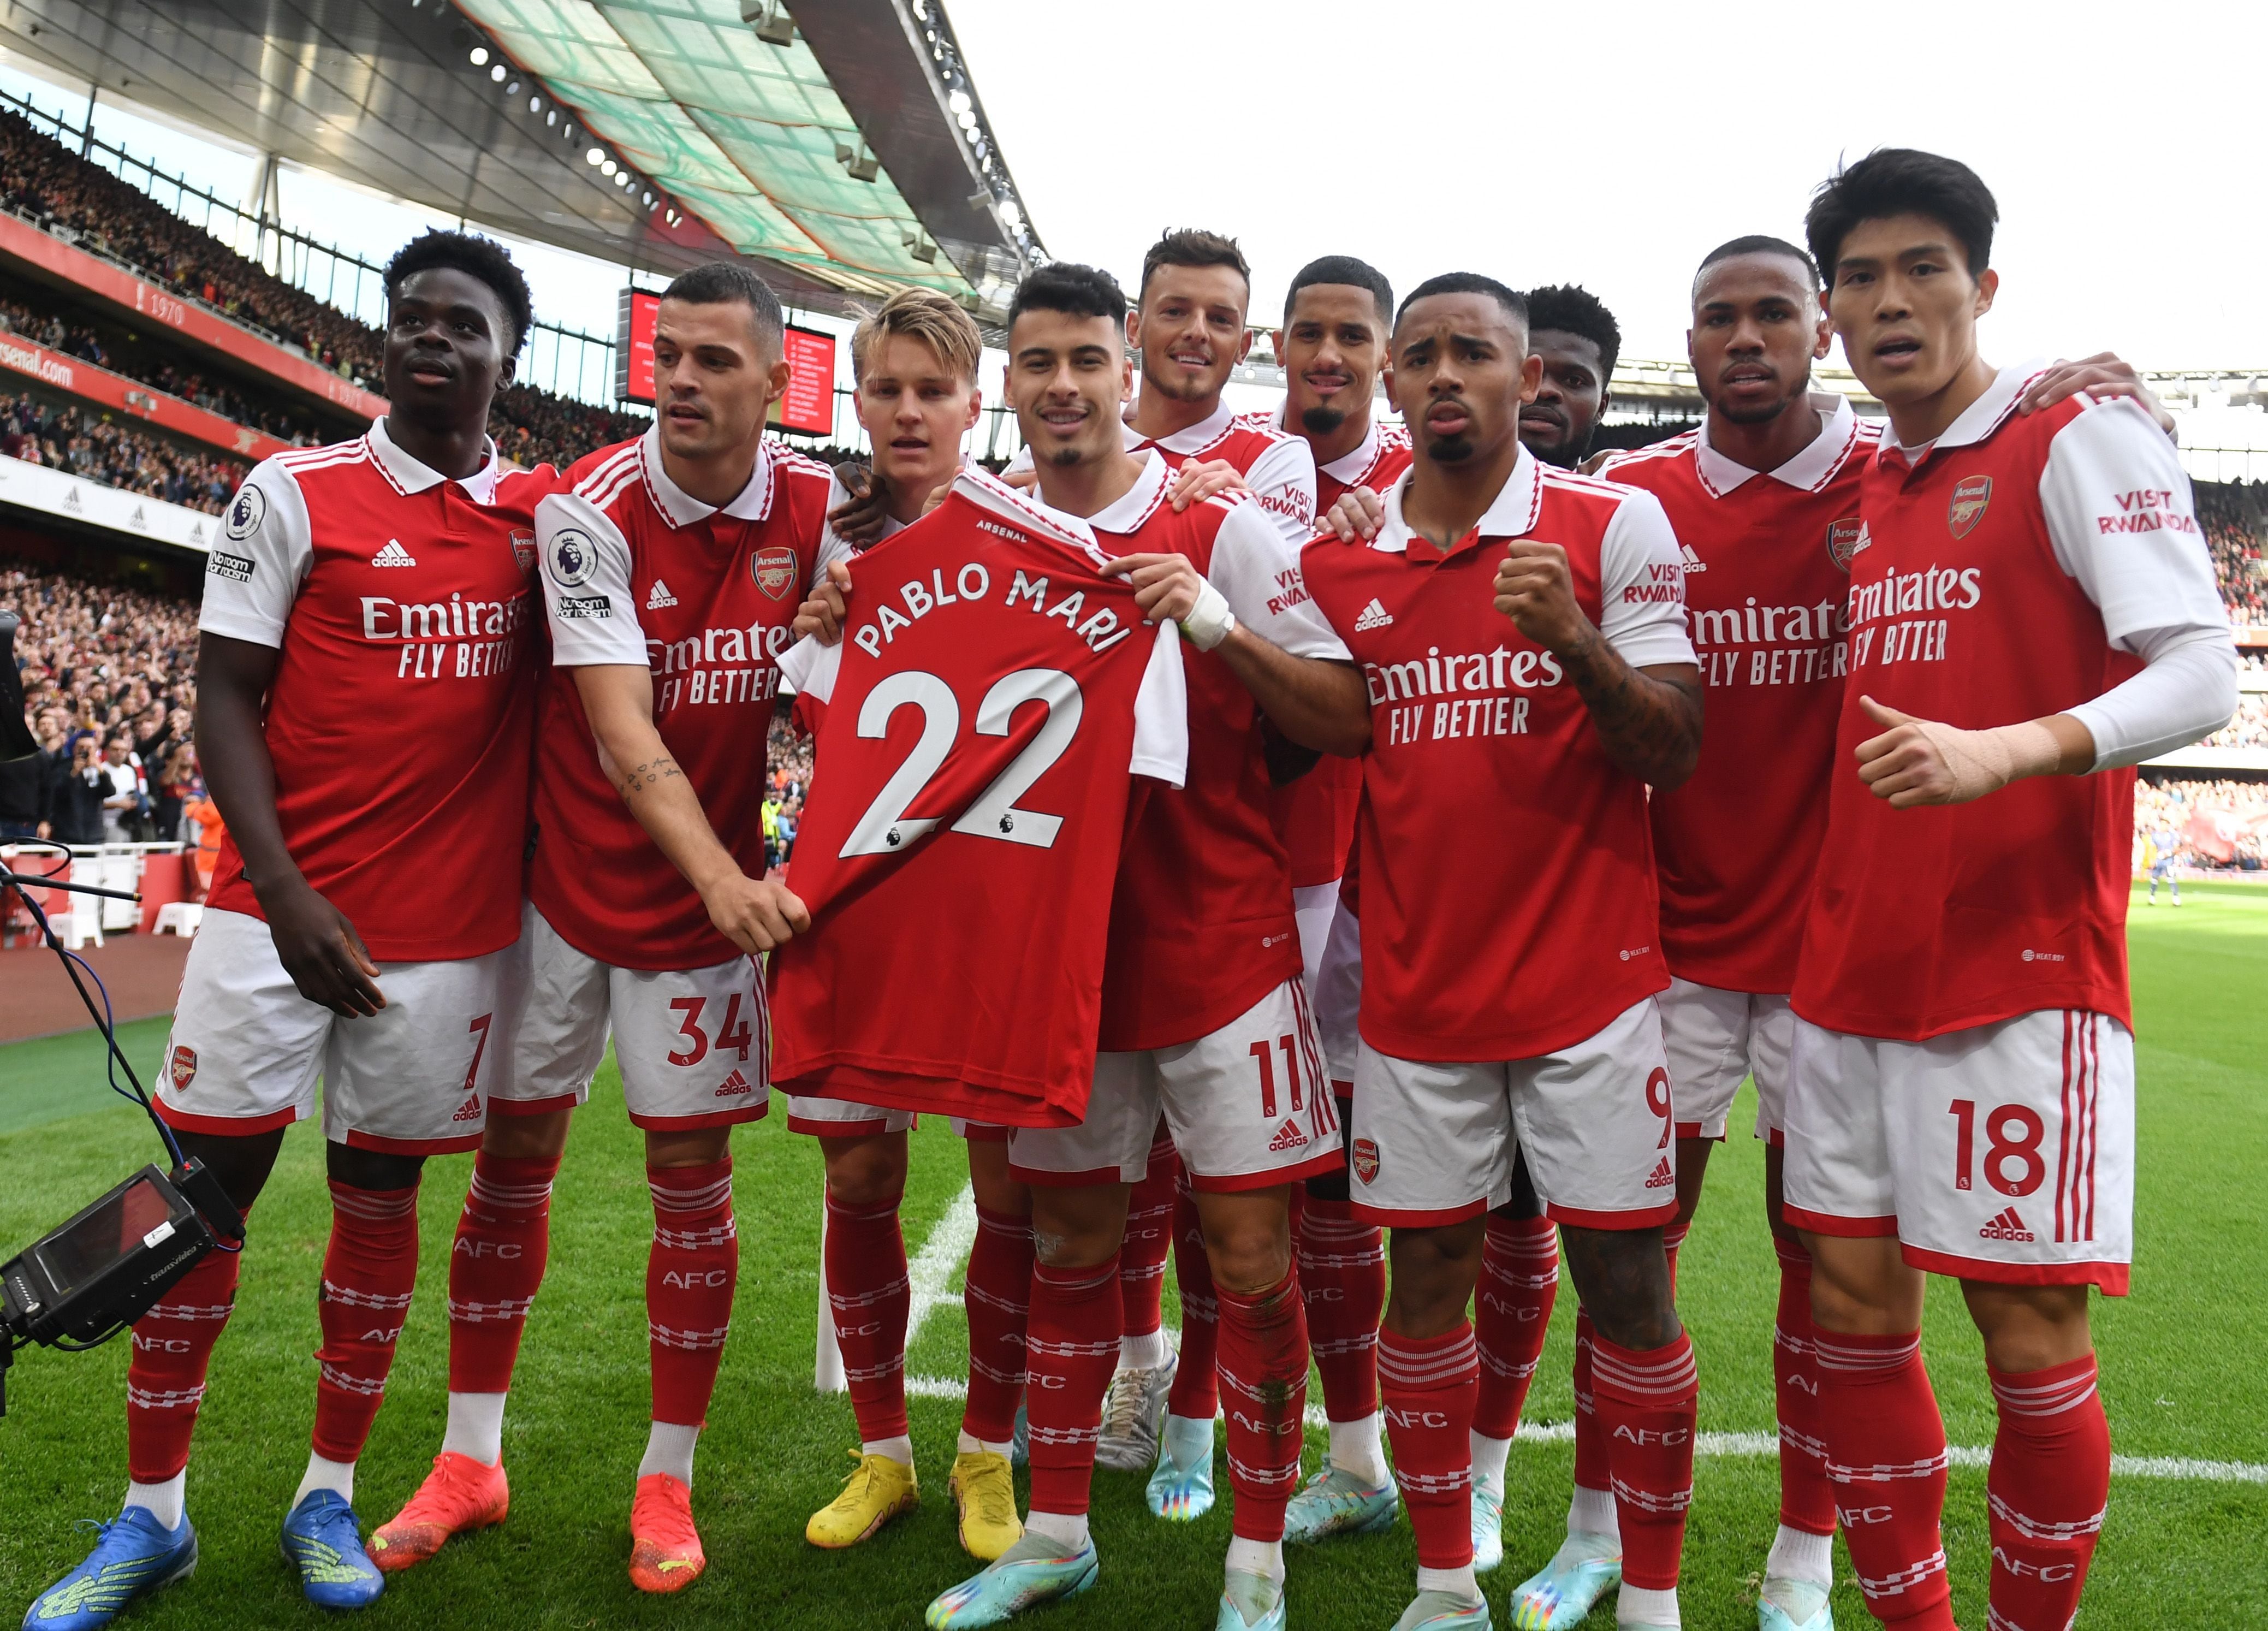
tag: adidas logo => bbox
[449,1092,481,1123]
[646,578,679,610]
[1353,597,1394,631]
[1681,543,1707,573]
[1643,1156,1675,1189]
[714,1069,753,1098]
[1980,1207,2035,1243]
[1268,1119,1308,1153]
[371,539,417,567]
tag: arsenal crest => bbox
[1948,475,1993,539]
[751,545,799,600]
[1826,517,1864,572]
[510,529,537,574]
[168,1044,198,1093]
[1351,1137,1380,1186]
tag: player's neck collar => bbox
[367,414,501,502]
[1376,447,1541,559]
[641,423,779,529]
[1276,400,1384,485]
[1696,392,1856,496]
[1132,396,1234,455]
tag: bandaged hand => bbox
[1855,696,2063,807]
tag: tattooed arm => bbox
[1492,540,1704,790]
[572,664,809,954]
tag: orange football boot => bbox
[628,1473,706,1594]
[369,1452,509,1574]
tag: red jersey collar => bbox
[951,467,1120,570]
[637,423,781,530]
[1130,396,1237,457]
[1037,447,1173,537]
[1261,399,1391,489]
[1876,360,2048,471]
[366,415,502,502]
[1694,392,1862,497]
[1371,446,1542,563]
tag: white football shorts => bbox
[1783,1009,2134,1294]
[1011,978,1344,1191]
[490,903,770,1130]
[1311,893,1363,1094]
[1291,879,1340,993]
[1658,977,1796,1142]
[1347,994,1680,1230]
[156,906,511,1154]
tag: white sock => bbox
[1765,1523,1833,1586]
[1469,1430,1512,1499]
[638,1421,700,1487]
[1328,1411,1388,1485]
[294,1453,355,1508]
[1224,1535,1285,1585]
[124,1474,185,1530]
[1120,1329,1170,1369]
[441,1391,507,1466]
[1569,1481,1620,1542]
[1416,1564,1480,1603]
[862,1434,915,1468]
[1617,1582,1681,1628]
[1024,1509,1089,1549]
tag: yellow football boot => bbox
[947,1450,1023,1561]
[805,1451,919,1549]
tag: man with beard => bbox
[1518,285,1622,469]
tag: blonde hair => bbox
[851,288,982,386]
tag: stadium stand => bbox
[2,393,245,514]
[2196,480,2268,625]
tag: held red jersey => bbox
[768,470,1191,1128]
[1303,450,1696,1061]
[1596,395,1877,992]
[1793,365,2229,1040]
[197,418,553,962]
[1074,450,1352,1051]
[1013,398,1320,545]
[530,429,838,970]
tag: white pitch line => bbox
[903,1182,979,1346]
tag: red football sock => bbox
[1987,1353,2109,1631]
[1216,1270,1308,1541]
[1814,1330,1954,1630]
[1378,1322,1479,1570]
[1571,1309,1611,1503]
[825,1190,911,1443]
[1025,1253,1123,1516]
[126,1221,246,1483]
[1772,1238,1835,1537]
[962,1202,1034,1445]
[446,1152,559,1395]
[647,1159,738,1427]
[311,1181,420,1463]
[1474,1214,1557,1439]
[1119,1131,1177,1338]
[1661,1218,1689,1292]
[1165,1179,1220,1420]
[1296,1196,1385,1421]
[1590,1331,1700,1591]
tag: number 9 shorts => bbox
[1346,995,1681,1231]
[1783,1009,2134,1294]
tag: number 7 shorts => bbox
[489,902,771,1129]
[1782,1009,2134,1294]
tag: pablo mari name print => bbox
[851,555,1137,659]
[359,589,531,680]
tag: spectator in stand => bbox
[50,732,106,844]
[155,739,197,842]
[98,732,141,842]
[1,392,247,514]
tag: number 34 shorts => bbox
[1782,1008,2135,1294]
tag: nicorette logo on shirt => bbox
[1948,475,1993,539]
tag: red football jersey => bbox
[1794,367,2227,1040]
[530,429,837,970]
[768,471,1191,1127]
[197,419,552,961]
[1303,450,1696,1060]
[1013,399,1320,545]
[1596,396,1877,992]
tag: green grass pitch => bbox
[2,883,2263,1628]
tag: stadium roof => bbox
[0,0,1042,317]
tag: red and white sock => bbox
[1118,1131,1178,1366]
[1814,1330,1954,1630]
[1986,1353,2109,1631]
[310,1181,421,1478]
[1770,1239,1837,1556]
[824,1190,912,1460]
[961,1202,1033,1450]
[1024,1253,1123,1519]
[1378,1322,1479,1575]
[1661,1218,1690,1290]
[1164,1179,1220,1424]
[1474,1214,1557,1458]
[126,1220,247,1520]
[1590,1331,1699,1594]
[1297,1195,1385,1450]
[1569,1309,1614,1535]
[646,1159,737,1486]
[1216,1271,1308,1545]
[442,1151,559,1465]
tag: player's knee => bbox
[1203,1223,1290,1294]
[326,1138,424,1193]
[822,1136,907,1208]
[1562,1226,1680,1349]
[1804,1234,1922,1333]
[172,1125,284,1214]
[645,1125,732,1171]
[1962,1280,2092,1372]
[482,1108,572,1162]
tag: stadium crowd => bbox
[2135,775,2268,869]
[2195,480,2268,625]
[1,392,247,513]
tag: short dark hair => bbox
[1524,284,1621,378]
[1008,262,1127,329]
[383,229,533,359]
[1140,228,1250,298]
[1804,149,1998,281]
[1397,272,1528,330]
[1697,234,1819,288]
[1281,255,1393,327]
[661,259,786,348]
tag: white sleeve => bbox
[538,490,648,666]
[2038,398,2229,650]
[197,461,311,648]
[1129,620,1189,787]
[1205,501,1351,662]
[1595,488,1698,667]
[775,633,841,704]
[2065,624,2239,770]
[1241,436,1320,546]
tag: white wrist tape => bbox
[1913,718,2062,802]
[1179,577,1237,652]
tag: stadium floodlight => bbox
[601,159,618,177]
[490,63,506,81]
[587,147,605,165]
[949,89,972,114]
[469,46,489,65]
